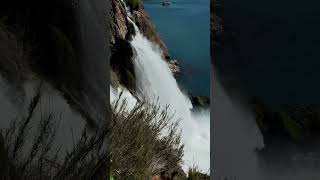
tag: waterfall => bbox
[122,10,210,171]
[110,85,137,111]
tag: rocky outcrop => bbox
[211,0,223,48]
[168,59,180,77]
[110,38,135,91]
[191,96,210,108]
[110,0,135,91]
[111,0,168,54]
[111,0,130,45]
[251,98,320,142]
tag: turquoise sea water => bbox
[144,0,210,96]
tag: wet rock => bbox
[168,59,180,77]
[191,96,210,108]
[110,38,136,92]
[111,0,129,45]
[251,97,320,142]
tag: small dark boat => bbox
[162,1,172,6]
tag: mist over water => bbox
[190,109,210,172]
[258,137,320,180]
[212,73,264,180]
[213,71,320,179]
[110,85,137,111]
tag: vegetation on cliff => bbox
[252,97,320,142]
[211,0,223,49]
[186,164,210,180]
[125,0,142,11]
[191,96,210,108]
[111,94,185,179]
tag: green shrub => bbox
[146,28,156,40]
[187,164,209,180]
[110,93,184,179]
[281,112,304,141]
[125,0,141,11]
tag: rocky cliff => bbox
[111,0,169,57]
[110,0,180,92]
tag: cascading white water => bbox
[110,85,137,111]
[124,13,210,171]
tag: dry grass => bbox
[110,93,184,179]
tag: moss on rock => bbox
[125,0,141,11]
[251,98,320,142]
[280,112,304,141]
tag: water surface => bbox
[144,0,210,96]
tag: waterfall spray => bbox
[110,85,137,111]
[212,73,264,179]
[117,6,211,171]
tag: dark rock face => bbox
[110,38,136,92]
[191,96,210,108]
[111,0,136,91]
[168,59,180,78]
[252,97,320,142]
[211,1,224,49]
[125,0,144,11]
[111,0,130,45]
